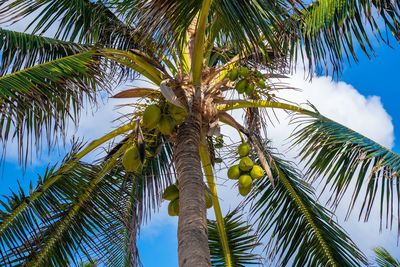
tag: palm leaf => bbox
[114,0,293,59]
[288,0,400,73]
[247,136,367,266]
[0,134,176,266]
[291,111,400,235]
[0,50,106,161]
[0,139,129,266]
[373,247,400,267]
[208,209,262,267]
[0,28,86,74]
[0,0,138,48]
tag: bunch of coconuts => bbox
[228,67,267,96]
[142,102,187,135]
[227,142,265,196]
[162,183,213,217]
[121,102,187,174]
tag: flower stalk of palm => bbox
[0,0,400,266]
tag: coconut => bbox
[168,104,187,124]
[238,143,250,157]
[239,157,254,171]
[168,199,179,216]
[205,192,213,209]
[238,66,249,77]
[245,83,255,95]
[162,184,179,201]
[257,79,266,89]
[158,115,176,135]
[142,104,161,129]
[122,145,142,173]
[227,165,241,180]
[235,79,248,94]
[239,174,253,188]
[239,183,252,196]
[250,165,265,180]
[229,69,239,81]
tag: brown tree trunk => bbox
[174,93,210,267]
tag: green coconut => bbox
[250,165,265,180]
[229,69,239,81]
[245,83,255,95]
[238,66,249,77]
[158,115,176,135]
[239,157,254,172]
[168,199,179,216]
[122,145,142,173]
[239,174,253,188]
[168,104,187,124]
[227,165,241,180]
[235,79,248,94]
[238,143,251,157]
[162,184,179,201]
[239,183,252,196]
[205,192,213,209]
[142,104,161,129]
[257,79,266,89]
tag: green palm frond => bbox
[114,0,293,58]
[288,0,400,73]
[0,140,128,266]
[0,134,176,266]
[0,28,86,74]
[208,209,262,267]
[373,247,400,267]
[0,50,106,161]
[0,0,139,48]
[291,112,400,235]
[247,137,367,266]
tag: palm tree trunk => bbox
[174,93,210,267]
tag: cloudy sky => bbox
[1,13,400,267]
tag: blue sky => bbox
[1,23,400,267]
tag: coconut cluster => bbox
[142,103,187,136]
[229,67,267,96]
[227,142,265,196]
[121,102,188,174]
[162,183,213,216]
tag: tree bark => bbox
[174,93,210,267]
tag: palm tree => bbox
[0,0,399,266]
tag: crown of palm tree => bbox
[0,0,400,266]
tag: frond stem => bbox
[199,140,232,267]
[191,0,213,85]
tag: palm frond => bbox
[0,161,126,266]
[0,50,107,162]
[0,134,176,266]
[0,28,86,74]
[208,209,262,267]
[373,247,400,267]
[0,0,141,50]
[114,0,294,60]
[291,112,400,236]
[288,0,400,74]
[247,136,367,266]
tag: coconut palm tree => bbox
[0,0,400,266]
